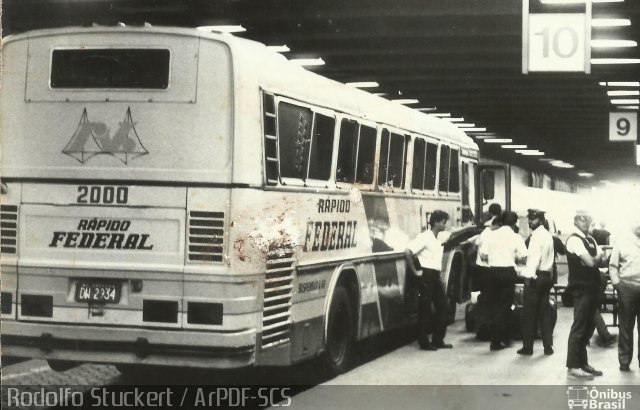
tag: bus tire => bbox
[322,286,354,375]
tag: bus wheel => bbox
[322,286,354,375]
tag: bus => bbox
[1,26,480,374]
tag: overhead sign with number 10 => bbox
[522,0,592,74]
[527,14,588,72]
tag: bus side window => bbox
[378,129,390,187]
[483,170,495,200]
[336,119,359,183]
[449,148,460,193]
[412,138,426,190]
[387,132,406,188]
[308,113,335,181]
[378,131,408,188]
[424,142,438,191]
[438,145,450,193]
[355,125,376,184]
[277,102,313,180]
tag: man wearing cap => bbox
[565,210,608,380]
[609,220,640,371]
[518,209,555,356]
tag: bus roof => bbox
[3,25,477,151]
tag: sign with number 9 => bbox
[609,112,637,142]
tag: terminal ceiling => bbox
[3,0,640,183]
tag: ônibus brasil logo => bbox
[62,107,149,164]
[567,386,632,409]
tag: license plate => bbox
[75,281,121,303]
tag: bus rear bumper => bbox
[1,321,257,369]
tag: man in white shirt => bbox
[479,211,527,351]
[517,209,555,356]
[609,219,640,371]
[565,210,608,380]
[405,210,452,351]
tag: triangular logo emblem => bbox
[63,107,149,164]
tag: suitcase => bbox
[465,294,557,340]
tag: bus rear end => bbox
[1,28,258,368]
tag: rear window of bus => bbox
[50,49,170,89]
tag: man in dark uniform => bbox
[565,210,608,380]
[518,209,555,356]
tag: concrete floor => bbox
[325,305,638,385]
[282,305,640,410]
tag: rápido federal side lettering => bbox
[303,220,357,252]
[48,218,154,250]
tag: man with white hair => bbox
[565,210,608,380]
[609,219,640,372]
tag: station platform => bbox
[326,302,638,386]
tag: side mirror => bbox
[483,170,495,200]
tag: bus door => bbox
[477,164,511,223]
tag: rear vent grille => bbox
[188,211,224,262]
[0,205,18,254]
[261,247,294,348]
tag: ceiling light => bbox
[591,19,631,28]
[592,58,640,64]
[447,118,465,122]
[550,161,575,168]
[391,99,419,105]
[501,144,528,149]
[416,107,437,112]
[196,25,246,33]
[461,127,487,132]
[515,150,545,156]
[484,139,513,143]
[432,113,451,118]
[608,90,640,97]
[539,158,556,162]
[607,82,640,87]
[346,81,379,88]
[616,105,639,110]
[267,45,290,53]
[374,93,387,97]
[611,99,640,104]
[290,58,325,66]
[591,40,637,48]
[578,172,594,177]
[456,123,476,127]
[541,0,623,3]
[473,135,500,140]
[599,82,607,86]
